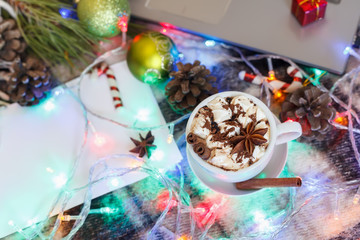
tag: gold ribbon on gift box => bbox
[296,0,321,21]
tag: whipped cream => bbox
[207,97,232,123]
[256,108,267,122]
[231,96,253,113]
[255,121,270,141]
[237,114,253,129]
[208,148,240,170]
[191,108,212,139]
[206,135,225,149]
[190,95,270,171]
[218,121,240,138]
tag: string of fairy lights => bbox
[229,47,360,161]
[225,43,360,219]
[3,20,360,240]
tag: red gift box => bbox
[291,0,327,26]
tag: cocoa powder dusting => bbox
[235,151,253,164]
[202,106,214,122]
[197,106,214,131]
[203,120,211,131]
[224,120,241,128]
[211,131,228,143]
[249,113,256,123]
[222,104,230,110]
[210,121,220,134]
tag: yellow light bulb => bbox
[268,70,276,81]
[167,134,173,144]
[353,194,360,204]
[177,236,190,240]
[273,90,286,102]
[334,112,348,126]
[60,215,70,221]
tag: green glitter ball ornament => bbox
[127,31,179,84]
[77,0,130,38]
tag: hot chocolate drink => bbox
[187,96,270,171]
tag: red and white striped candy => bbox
[287,66,303,82]
[238,70,302,93]
[97,63,123,109]
[238,71,267,85]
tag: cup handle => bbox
[275,121,302,145]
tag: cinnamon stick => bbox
[193,142,211,160]
[186,132,198,144]
[235,177,302,190]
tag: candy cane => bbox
[287,66,303,80]
[286,66,304,92]
[97,63,123,109]
[238,70,303,93]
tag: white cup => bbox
[186,91,302,183]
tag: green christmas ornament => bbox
[77,0,130,38]
[127,31,179,84]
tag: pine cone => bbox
[6,57,52,106]
[0,17,26,62]
[165,61,218,114]
[281,85,336,139]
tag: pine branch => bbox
[8,0,102,67]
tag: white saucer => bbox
[186,117,288,196]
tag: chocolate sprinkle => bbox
[210,121,220,134]
[249,113,257,123]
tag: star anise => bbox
[129,131,156,158]
[229,122,268,155]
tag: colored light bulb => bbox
[177,236,190,240]
[94,134,106,147]
[110,178,119,187]
[205,40,216,47]
[44,100,55,111]
[273,90,286,102]
[268,70,276,81]
[151,149,164,161]
[136,109,150,121]
[53,173,67,189]
[167,134,174,144]
[334,112,348,126]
